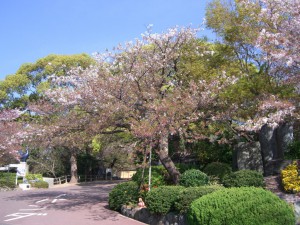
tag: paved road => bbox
[0,181,145,225]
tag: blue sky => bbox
[0,0,214,81]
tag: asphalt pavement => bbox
[0,181,146,225]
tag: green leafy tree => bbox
[0,53,95,108]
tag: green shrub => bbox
[131,165,170,187]
[223,170,265,187]
[179,169,209,187]
[175,163,199,174]
[174,185,223,213]
[25,173,43,181]
[203,162,232,182]
[285,140,300,160]
[187,187,295,225]
[0,172,16,189]
[222,169,265,188]
[30,180,49,189]
[109,181,139,211]
[145,185,184,215]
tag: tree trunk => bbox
[156,134,180,184]
[69,152,78,183]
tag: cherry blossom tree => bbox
[27,101,96,183]
[207,0,300,81]
[206,0,300,133]
[44,27,236,184]
[0,109,24,164]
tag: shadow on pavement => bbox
[2,180,126,222]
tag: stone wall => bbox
[121,205,187,225]
[234,122,293,176]
[233,142,263,172]
[259,123,293,175]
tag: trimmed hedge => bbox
[187,187,295,225]
[0,172,16,189]
[25,173,43,181]
[30,180,49,189]
[222,169,265,188]
[179,169,209,187]
[109,181,139,211]
[203,162,232,182]
[145,185,184,215]
[174,185,223,213]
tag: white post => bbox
[148,146,152,192]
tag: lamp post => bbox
[148,146,152,192]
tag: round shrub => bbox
[203,162,232,182]
[175,163,199,174]
[30,180,49,189]
[187,187,295,225]
[109,181,139,211]
[222,169,265,188]
[145,185,184,215]
[174,185,223,213]
[179,169,209,187]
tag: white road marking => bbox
[20,207,46,211]
[36,198,49,203]
[3,194,67,222]
[55,194,66,198]
[4,212,47,222]
[51,198,67,203]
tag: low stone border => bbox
[121,205,187,225]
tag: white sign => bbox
[16,163,26,177]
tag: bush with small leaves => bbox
[175,163,199,174]
[145,185,185,215]
[109,181,139,211]
[203,162,232,182]
[281,161,300,193]
[179,169,209,187]
[30,180,49,189]
[25,173,43,181]
[0,172,16,189]
[174,185,223,213]
[187,187,295,225]
[222,169,265,188]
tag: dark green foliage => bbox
[30,180,49,189]
[109,181,139,211]
[222,170,265,188]
[131,165,170,187]
[175,163,199,174]
[190,140,233,165]
[187,187,295,225]
[77,153,99,177]
[145,185,185,215]
[203,162,232,181]
[174,185,223,213]
[285,140,300,160]
[0,172,16,189]
[179,169,209,187]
